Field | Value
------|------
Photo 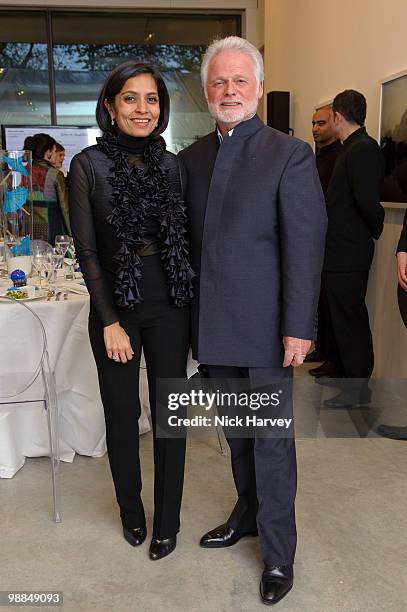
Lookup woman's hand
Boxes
[103,322,134,364]
[397,251,407,291]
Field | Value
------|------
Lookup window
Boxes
[0,10,240,152]
[0,11,50,127]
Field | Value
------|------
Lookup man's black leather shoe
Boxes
[323,390,371,409]
[304,349,325,363]
[149,536,177,560]
[200,523,258,548]
[309,361,339,378]
[260,565,293,605]
[123,526,147,547]
[377,424,407,440]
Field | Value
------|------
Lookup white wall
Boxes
[264,0,407,144]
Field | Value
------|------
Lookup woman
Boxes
[23,133,70,243]
[69,61,194,561]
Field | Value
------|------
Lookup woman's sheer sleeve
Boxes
[177,156,187,200]
[69,153,119,326]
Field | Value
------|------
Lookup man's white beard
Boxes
[207,99,258,125]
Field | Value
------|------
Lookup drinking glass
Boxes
[55,235,71,257]
[45,249,64,289]
[32,247,48,287]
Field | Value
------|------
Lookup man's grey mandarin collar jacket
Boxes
[179,114,327,368]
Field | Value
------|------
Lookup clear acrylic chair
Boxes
[188,363,229,457]
[0,296,61,522]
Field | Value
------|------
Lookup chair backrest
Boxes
[0,296,48,398]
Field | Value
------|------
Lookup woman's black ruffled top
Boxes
[69,130,194,326]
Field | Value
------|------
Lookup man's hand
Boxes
[397,251,407,291]
[104,322,134,364]
[282,336,312,367]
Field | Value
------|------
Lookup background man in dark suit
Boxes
[312,105,342,195]
[179,36,327,605]
[320,90,385,407]
[307,105,342,370]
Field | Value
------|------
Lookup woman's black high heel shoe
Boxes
[149,536,177,560]
[123,526,147,547]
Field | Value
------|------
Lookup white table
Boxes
[0,281,151,478]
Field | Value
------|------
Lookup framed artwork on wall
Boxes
[379,70,407,204]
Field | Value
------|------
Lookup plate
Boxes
[0,289,47,301]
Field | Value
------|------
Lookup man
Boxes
[307,106,342,368]
[179,36,327,605]
[321,90,385,407]
[312,105,342,195]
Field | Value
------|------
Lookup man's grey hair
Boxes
[201,36,264,95]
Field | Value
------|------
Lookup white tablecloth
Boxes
[0,283,151,478]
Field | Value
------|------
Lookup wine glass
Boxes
[45,249,64,290]
[32,247,48,288]
[0,241,7,278]
[55,235,71,257]
[50,248,64,272]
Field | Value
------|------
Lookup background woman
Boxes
[23,133,70,243]
[69,61,193,561]
[51,142,67,175]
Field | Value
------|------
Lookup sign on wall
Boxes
[1,125,101,169]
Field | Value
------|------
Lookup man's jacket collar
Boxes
[215,114,264,140]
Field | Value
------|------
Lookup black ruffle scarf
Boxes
[97,131,194,309]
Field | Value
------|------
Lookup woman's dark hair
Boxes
[96,60,170,135]
[24,133,56,160]
[332,89,366,126]
[55,142,65,152]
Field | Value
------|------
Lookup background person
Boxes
[312,105,342,194]
[51,142,66,172]
[69,61,194,561]
[307,105,342,369]
[319,90,385,407]
[24,133,70,243]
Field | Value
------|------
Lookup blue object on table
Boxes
[2,154,29,176]
[10,269,27,287]
[10,235,30,256]
[3,186,29,212]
